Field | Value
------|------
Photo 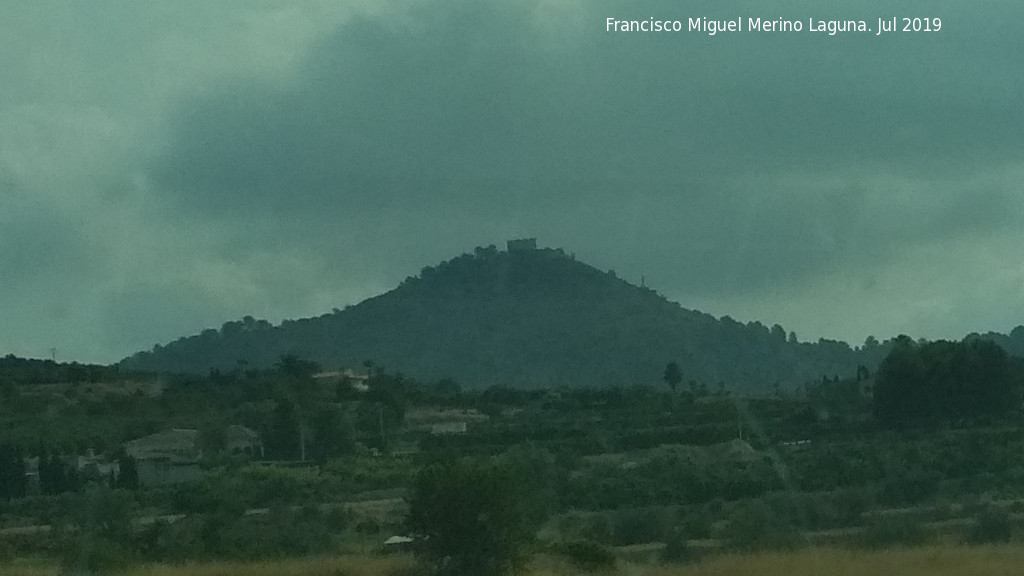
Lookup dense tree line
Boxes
[9,337,1024,568]
[873,337,1023,426]
[0,354,124,385]
[0,445,140,502]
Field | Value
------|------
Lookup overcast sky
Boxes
[2,0,1023,363]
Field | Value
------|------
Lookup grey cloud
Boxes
[152,0,1024,204]
[135,0,1024,299]
[0,194,100,294]
[5,0,1023,361]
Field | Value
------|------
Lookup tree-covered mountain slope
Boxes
[121,243,889,391]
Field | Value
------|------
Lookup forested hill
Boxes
[121,243,889,391]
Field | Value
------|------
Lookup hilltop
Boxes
[121,240,884,391]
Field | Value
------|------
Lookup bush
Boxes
[60,534,137,575]
[325,505,351,532]
[60,485,139,573]
[142,515,205,562]
[857,515,928,549]
[966,505,1015,544]
[556,511,612,544]
[661,528,694,564]
[879,469,940,506]
[407,456,542,576]
[213,506,334,560]
[610,507,670,545]
[676,500,722,540]
[355,518,382,536]
[171,477,245,516]
[723,499,803,552]
[832,488,873,526]
[136,505,337,563]
[549,540,615,571]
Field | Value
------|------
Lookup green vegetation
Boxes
[408,455,542,576]
[5,320,1024,573]
[874,337,1022,426]
[120,246,886,391]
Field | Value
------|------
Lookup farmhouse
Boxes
[124,428,200,461]
[405,407,486,436]
[225,424,264,456]
[123,429,201,487]
[313,368,370,392]
[123,425,261,486]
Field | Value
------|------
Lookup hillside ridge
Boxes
[121,241,884,390]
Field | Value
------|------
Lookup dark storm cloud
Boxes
[151,0,1024,298]
[1,0,1006,361]
[151,4,566,214]
[0,188,100,294]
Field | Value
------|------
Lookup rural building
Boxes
[123,425,261,486]
[134,457,202,487]
[225,424,264,456]
[73,450,119,481]
[507,238,537,252]
[123,429,202,487]
[124,429,200,461]
[406,407,486,436]
[313,368,370,392]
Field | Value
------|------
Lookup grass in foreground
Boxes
[10,545,1024,576]
[0,554,417,576]
[644,545,1024,576]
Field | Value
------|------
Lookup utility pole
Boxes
[379,405,386,452]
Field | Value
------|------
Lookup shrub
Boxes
[145,515,206,562]
[325,505,352,532]
[661,527,694,564]
[857,515,928,549]
[832,487,873,526]
[355,518,382,536]
[216,505,334,560]
[879,469,941,506]
[676,505,715,539]
[407,456,541,576]
[723,499,803,552]
[171,477,245,516]
[610,507,670,545]
[556,511,612,544]
[966,505,1015,544]
[60,484,139,572]
[60,534,137,575]
[137,505,337,563]
[549,540,615,571]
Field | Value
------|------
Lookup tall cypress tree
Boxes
[115,451,139,490]
[0,444,27,500]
